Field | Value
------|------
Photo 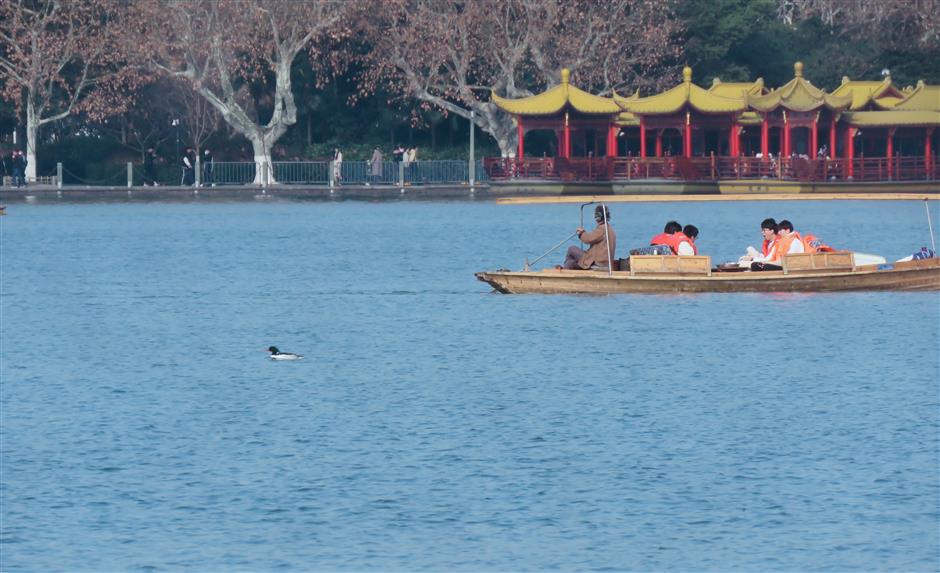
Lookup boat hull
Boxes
[476,259,940,294]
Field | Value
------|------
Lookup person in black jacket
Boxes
[144,147,158,186]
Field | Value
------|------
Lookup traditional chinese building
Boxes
[488,63,939,184]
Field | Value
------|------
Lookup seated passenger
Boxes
[559,205,617,270]
[678,225,699,255]
[750,219,804,271]
[650,221,682,248]
[739,218,777,265]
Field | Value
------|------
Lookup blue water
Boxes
[2,200,938,572]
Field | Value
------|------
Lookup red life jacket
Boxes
[650,233,672,246]
[667,232,697,255]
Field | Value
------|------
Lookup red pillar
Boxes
[784,115,791,157]
[639,118,647,159]
[607,125,617,158]
[517,117,524,159]
[886,128,895,178]
[811,120,818,158]
[926,128,934,177]
[655,130,663,158]
[684,113,692,158]
[829,119,837,159]
[846,127,856,179]
[728,123,736,157]
[761,118,769,159]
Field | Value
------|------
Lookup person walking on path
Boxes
[181,147,195,186]
[201,148,214,187]
[332,148,343,185]
[144,147,158,186]
[368,147,383,185]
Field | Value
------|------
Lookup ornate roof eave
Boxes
[618,67,746,115]
[832,76,904,110]
[842,110,940,127]
[708,77,766,98]
[888,81,940,112]
[491,68,621,117]
[745,62,851,113]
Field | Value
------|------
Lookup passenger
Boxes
[739,218,777,265]
[559,205,617,270]
[650,221,681,247]
[750,219,804,271]
[678,225,699,255]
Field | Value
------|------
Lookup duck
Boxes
[267,346,303,360]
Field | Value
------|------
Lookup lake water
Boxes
[2,199,938,572]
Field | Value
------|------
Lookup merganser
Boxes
[267,346,303,360]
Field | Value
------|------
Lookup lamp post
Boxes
[469,109,476,186]
[171,119,180,163]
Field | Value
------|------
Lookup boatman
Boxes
[559,205,617,270]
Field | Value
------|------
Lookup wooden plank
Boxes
[783,252,855,273]
[630,255,711,275]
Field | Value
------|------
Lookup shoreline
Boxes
[1,183,937,204]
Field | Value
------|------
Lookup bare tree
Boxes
[778,0,940,49]
[129,0,347,183]
[0,0,133,180]
[357,0,683,155]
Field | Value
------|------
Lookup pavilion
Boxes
[487,63,939,184]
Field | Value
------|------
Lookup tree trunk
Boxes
[250,135,276,185]
[25,99,38,181]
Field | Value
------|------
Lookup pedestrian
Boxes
[143,147,158,186]
[332,148,343,185]
[13,150,27,188]
[181,147,191,185]
[202,148,213,187]
[368,147,383,185]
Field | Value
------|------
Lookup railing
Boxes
[56,160,489,186]
[484,155,939,183]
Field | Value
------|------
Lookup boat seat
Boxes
[629,255,712,276]
[782,252,854,274]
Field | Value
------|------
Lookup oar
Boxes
[925,197,937,253]
[524,231,579,271]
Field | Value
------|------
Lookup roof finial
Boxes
[560,68,570,85]
[794,61,804,78]
[683,66,692,83]
[712,77,721,86]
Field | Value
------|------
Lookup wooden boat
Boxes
[476,253,940,293]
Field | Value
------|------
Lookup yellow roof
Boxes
[842,110,940,127]
[737,111,764,126]
[708,78,765,98]
[746,62,852,113]
[491,68,621,116]
[831,76,905,110]
[889,81,940,111]
[614,111,640,127]
[617,67,746,115]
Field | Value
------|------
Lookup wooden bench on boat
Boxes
[629,255,712,276]
[781,252,854,274]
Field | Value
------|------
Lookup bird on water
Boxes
[267,346,303,360]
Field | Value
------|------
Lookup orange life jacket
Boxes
[668,232,697,255]
[802,233,833,253]
[761,237,777,257]
[650,233,672,246]
[772,231,802,261]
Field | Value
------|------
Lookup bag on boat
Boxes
[913,247,937,260]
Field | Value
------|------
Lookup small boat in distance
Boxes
[476,253,940,294]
